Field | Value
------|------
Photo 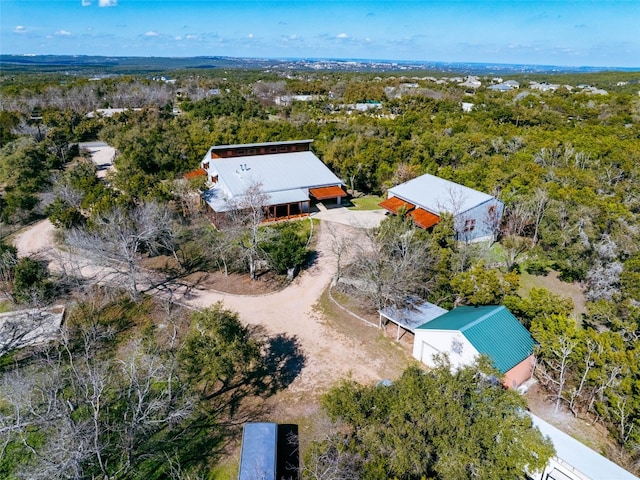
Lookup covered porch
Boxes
[309,185,348,206]
[379,196,441,230]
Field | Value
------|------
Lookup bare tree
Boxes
[0,246,18,302]
[530,187,549,246]
[0,303,195,479]
[325,222,353,283]
[227,182,272,280]
[341,215,434,310]
[65,202,177,296]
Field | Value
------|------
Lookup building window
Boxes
[279,146,287,152]
[202,162,209,170]
[248,148,256,154]
[463,219,476,232]
[268,147,277,153]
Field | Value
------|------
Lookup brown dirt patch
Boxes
[142,255,287,296]
[181,270,286,296]
[525,382,620,455]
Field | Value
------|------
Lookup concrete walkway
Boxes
[311,204,386,229]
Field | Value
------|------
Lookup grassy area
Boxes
[348,195,384,211]
[0,300,13,313]
[208,461,238,480]
[519,270,587,319]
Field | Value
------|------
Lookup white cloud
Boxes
[14,25,28,34]
[336,33,349,39]
[145,31,159,37]
[247,33,254,39]
[98,0,118,7]
[289,34,298,40]
[82,0,91,6]
[55,30,72,36]
[186,34,199,40]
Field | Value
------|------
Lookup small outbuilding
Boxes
[412,305,535,388]
[529,413,639,480]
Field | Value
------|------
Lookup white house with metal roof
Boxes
[412,305,535,388]
[380,173,503,242]
[199,140,346,224]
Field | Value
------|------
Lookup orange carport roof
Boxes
[410,208,441,229]
[379,196,415,214]
[309,185,347,200]
[183,168,207,180]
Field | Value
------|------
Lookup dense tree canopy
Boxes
[2,67,640,473]
[309,362,555,480]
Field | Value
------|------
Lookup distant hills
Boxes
[1,54,638,76]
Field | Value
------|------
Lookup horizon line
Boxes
[1,53,638,72]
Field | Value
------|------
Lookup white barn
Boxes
[198,140,346,225]
[380,173,503,242]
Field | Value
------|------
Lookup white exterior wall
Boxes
[455,198,504,243]
[413,330,479,370]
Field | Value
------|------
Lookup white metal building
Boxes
[380,173,503,241]
[200,140,346,224]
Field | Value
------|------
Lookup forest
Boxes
[0,65,640,478]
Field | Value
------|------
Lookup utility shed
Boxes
[0,305,65,355]
[413,305,535,388]
[379,299,448,340]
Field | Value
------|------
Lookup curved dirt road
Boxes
[14,214,410,407]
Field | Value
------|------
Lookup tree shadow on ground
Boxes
[169,328,306,475]
[257,331,306,395]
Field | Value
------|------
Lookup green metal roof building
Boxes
[413,305,536,388]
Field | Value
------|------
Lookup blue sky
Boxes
[1,1,639,68]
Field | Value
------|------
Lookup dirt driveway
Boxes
[14,210,411,415]
[79,141,116,179]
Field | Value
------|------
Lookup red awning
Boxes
[379,196,415,214]
[183,168,207,180]
[409,208,441,229]
[309,185,347,200]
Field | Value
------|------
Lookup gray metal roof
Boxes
[210,151,343,198]
[529,413,639,480]
[210,139,313,151]
[202,183,232,212]
[379,299,448,333]
[388,173,495,216]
